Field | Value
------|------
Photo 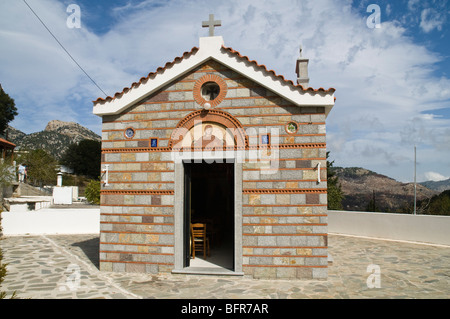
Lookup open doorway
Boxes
[183,160,234,271]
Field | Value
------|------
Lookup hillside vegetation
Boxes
[8,120,100,160]
[331,167,445,213]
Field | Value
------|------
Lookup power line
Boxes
[22,0,107,97]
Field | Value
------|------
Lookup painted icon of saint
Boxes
[192,124,224,148]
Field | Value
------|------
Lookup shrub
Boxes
[0,211,17,299]
[84,179,100,205]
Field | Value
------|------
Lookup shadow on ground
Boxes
[72,237,100,269]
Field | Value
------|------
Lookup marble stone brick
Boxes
[275,194,290,205]
[320,194,328,205]
[105,153,121,162]
[306,236,321,246]
[275,236,291,246]
[312,267,328,279]
[136,153,149,162]
[242,235,257,246]
[296,267,313,279]
[306,193,320,204]
[260,194,275,205]
[290,194,306,205]
[232,98,254,107]
[132,173,148,182]
[112,263,125,272]
[236,88,250,97]
[249,256,273,265]
[258,236,276,246]
[291,236,308,246]
[250,87,266,97]
[161,195,174,205]
[302,148,319,158]
[100,262,113,272]
[168,91,185,101]
[272,225,296,234]
[253,267,277,279]
[125,263,146,273]
[280,169,301,180]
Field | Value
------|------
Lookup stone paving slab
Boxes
[1,234,449,299]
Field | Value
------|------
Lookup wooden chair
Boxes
[191,223,210,259]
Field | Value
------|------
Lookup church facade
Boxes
[93,34,335,280]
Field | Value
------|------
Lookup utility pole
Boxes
[414,145,417,215]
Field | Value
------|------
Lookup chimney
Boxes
[296,45,309,88]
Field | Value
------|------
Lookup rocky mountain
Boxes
[7,120,101,160]
[331,167,439,212]
[419,178,450,193]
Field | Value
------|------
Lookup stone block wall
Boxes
[98,60,328,279]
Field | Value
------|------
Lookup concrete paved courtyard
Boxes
[1,233,449,299]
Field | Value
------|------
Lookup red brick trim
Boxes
[100,142,326,153]
[193,74,228,107]
[101,213,173,217]
[243,223,326,226]
[243,233,327,236]
[101,204,173,207]
[100,241,174,247]
[243,215,327,218]
[99,260,174,266]
[102,147,172,153]
[100,221,173,226]
[101,190,174,195]
[242,204,327,207]
[101,230,174,235]
[243,254,328,258]
[243,265,327,268]
[100,250,175,262]
[242,189,326,194]
[243,245,326,248]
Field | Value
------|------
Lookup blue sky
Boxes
[1,0,449,183]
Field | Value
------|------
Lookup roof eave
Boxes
[93,36,335,117]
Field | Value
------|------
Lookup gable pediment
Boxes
[93,36,335,117]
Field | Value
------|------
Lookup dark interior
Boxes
[184,160,234,269]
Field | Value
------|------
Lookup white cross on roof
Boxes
[202,14,221,36]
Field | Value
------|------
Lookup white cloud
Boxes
[424,171,449,182]
[420,8,446,33]
[407,0,420,11]
[1,0,449,182]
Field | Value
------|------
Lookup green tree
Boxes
[0,236,9,299]
[365,190,381,212]
[0,161,15,187]
[418,190,450,216]
[1,212,17,299]
[85,179,100,205]
[327,152,344,210]
[0,85,18,135]
[61,139,101,179]
[22,149,57,186]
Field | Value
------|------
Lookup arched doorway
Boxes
[171,110,245,275]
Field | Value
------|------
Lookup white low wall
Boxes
[328,210,450,246]
[1,208,100,236]
[2,208,448,245]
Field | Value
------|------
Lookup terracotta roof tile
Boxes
[0,138,16,148]
[93,43,335,106]
[221,46,335,94]
[93,47,199,104]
